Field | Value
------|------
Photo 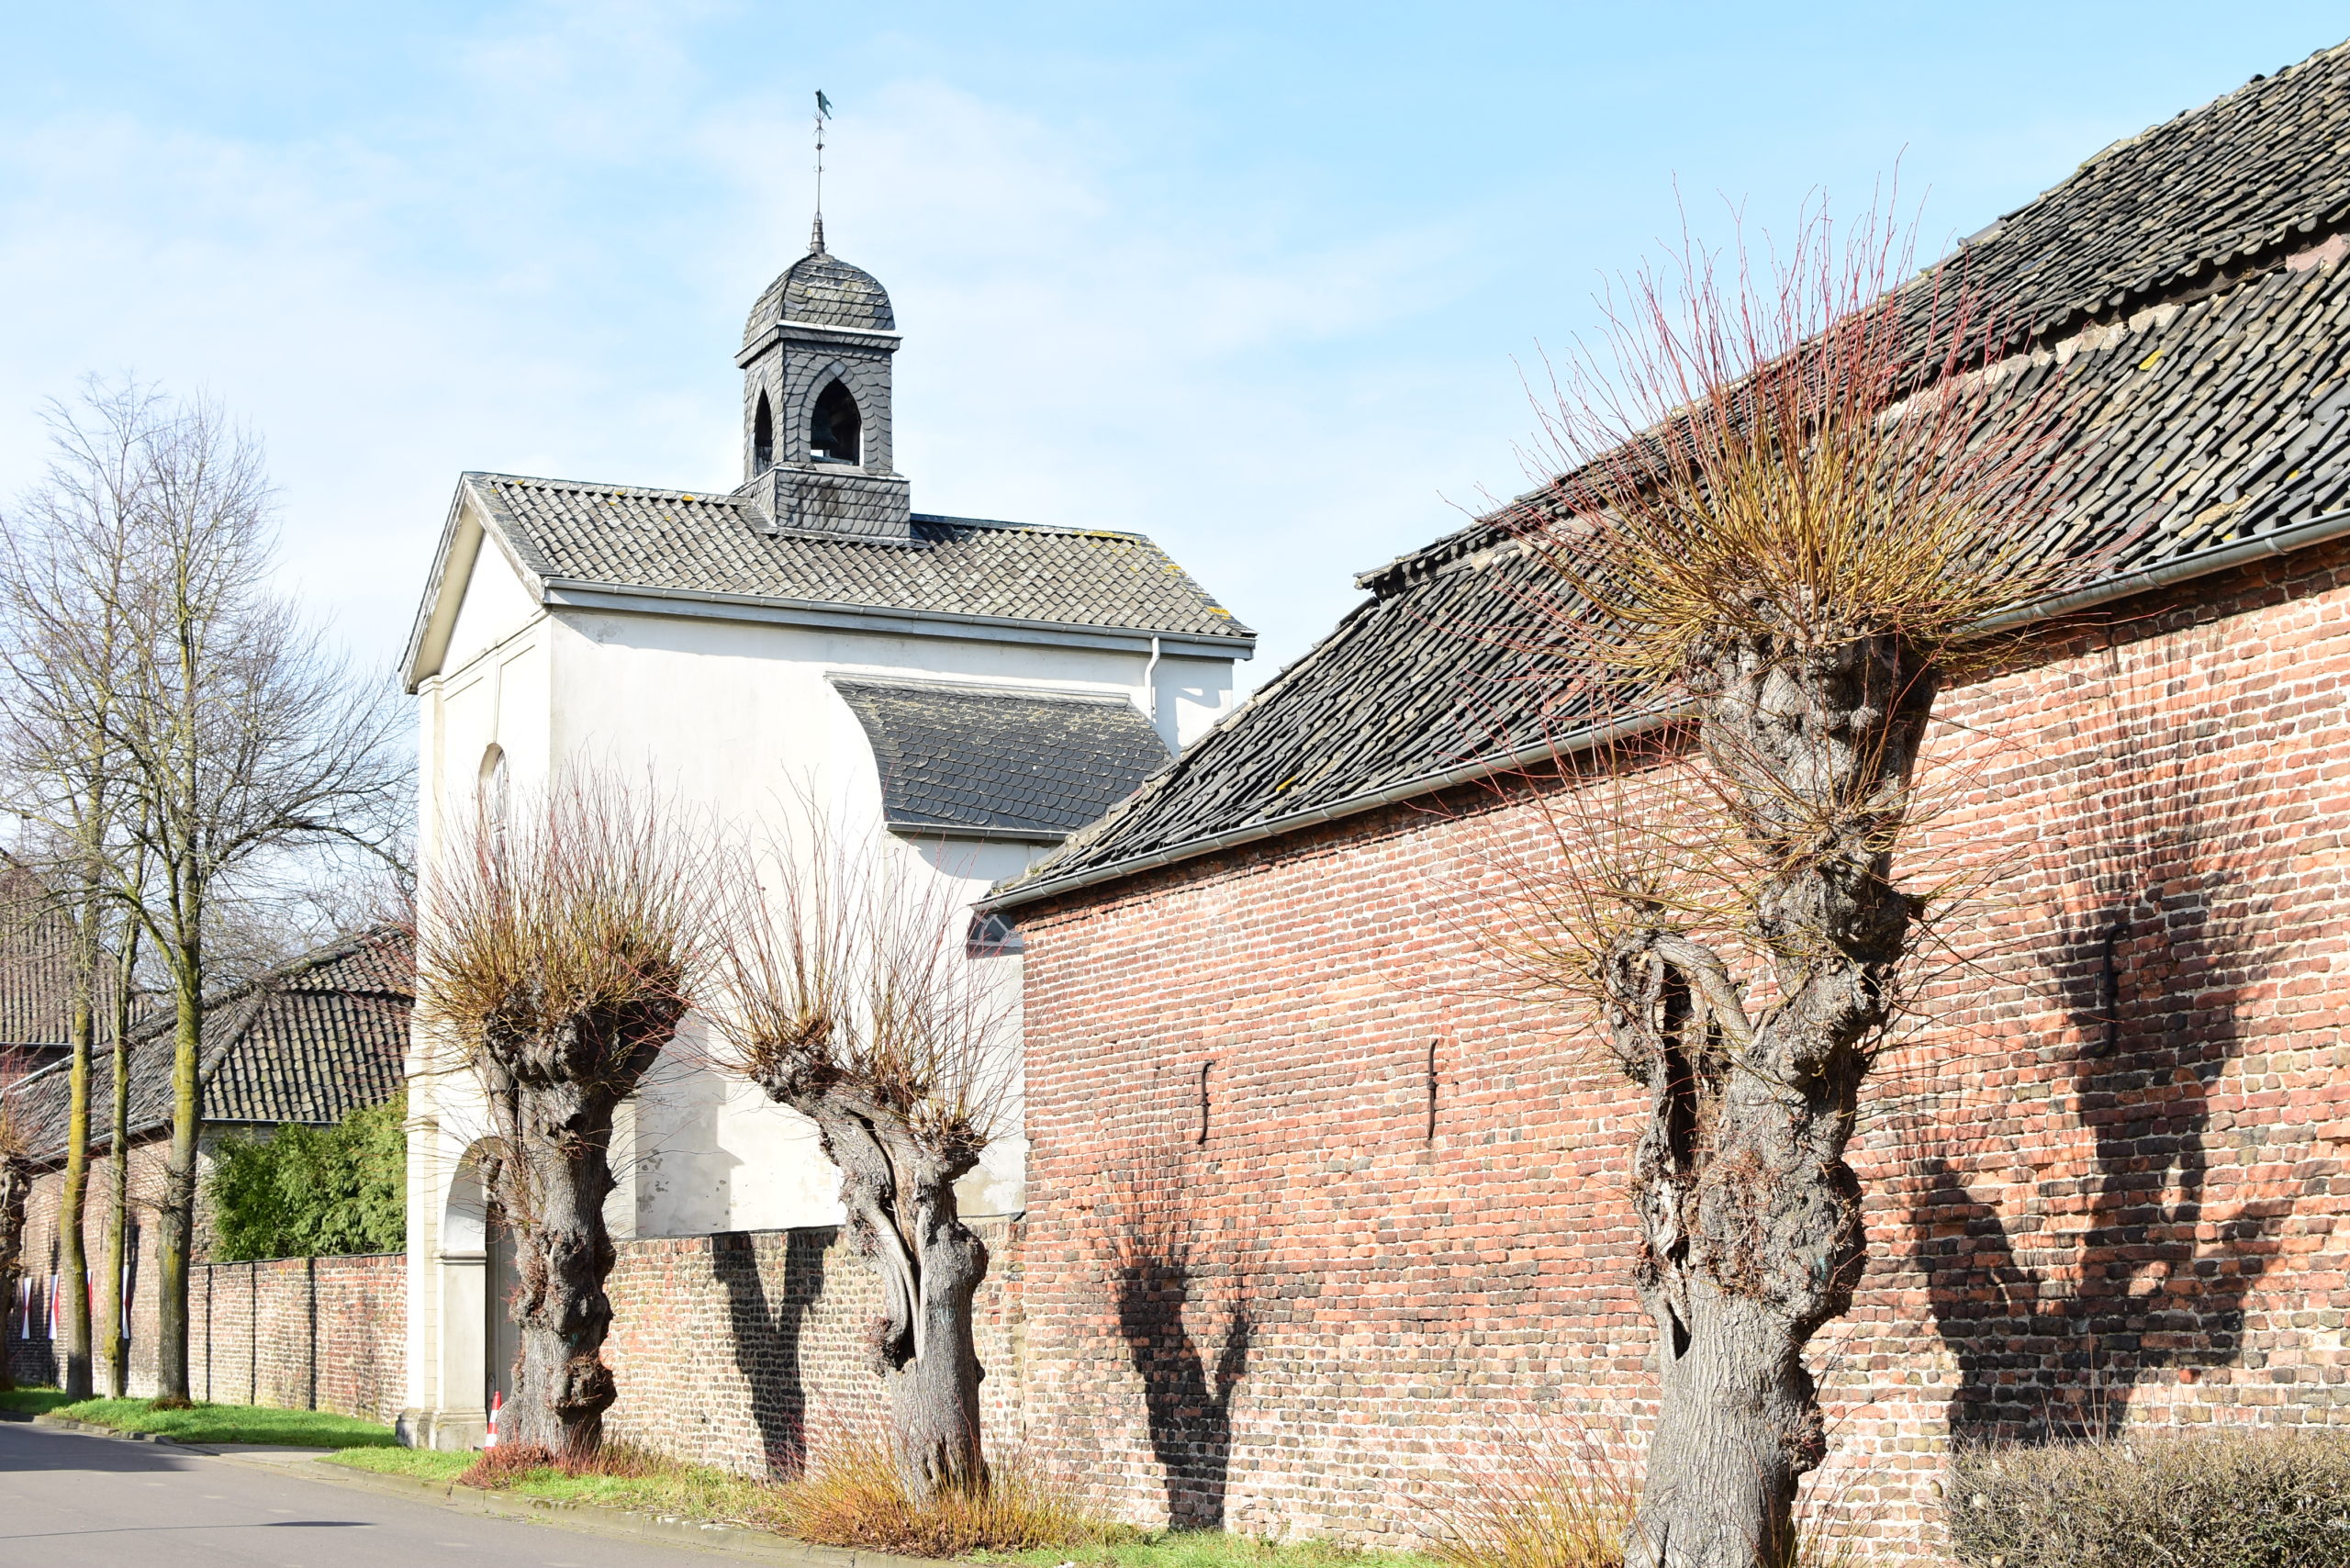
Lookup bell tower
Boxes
[733,218,912,542]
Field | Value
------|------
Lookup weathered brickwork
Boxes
[6,1150,1025,1470]
[599,1220,1024,1474]
[1013,548,2350,1554]
[5,1149,407,1422]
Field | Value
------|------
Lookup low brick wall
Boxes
[600,1220,1024,1474]
[5,1151,401,1419]
[186,1254,407,1421]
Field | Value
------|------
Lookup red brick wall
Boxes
[599,1220,1024,1475]
[1013,546,2350,1554]
[5,1149,406,1423]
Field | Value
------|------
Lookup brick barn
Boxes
[2,927,412,1406]
[983,45,2350,1554]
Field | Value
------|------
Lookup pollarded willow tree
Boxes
[418,778,711,1463]
[706,822,1013,1501]
[1493,212,2078,1568]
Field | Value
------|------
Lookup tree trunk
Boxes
[101,943,137,1397]
[1618,625,1933,1568]
[0,1152,29,1393]
[59,987,94,1400]
[480,998,681,1463]
[155,954,203,1405]
[777,1081,989,1500]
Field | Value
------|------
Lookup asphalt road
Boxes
[0,1418,731,1568]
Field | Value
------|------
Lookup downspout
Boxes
[1144,635,1163,729]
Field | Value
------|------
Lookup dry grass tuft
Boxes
[1427,1418,1638,1568]
[1947,1427,2350,1568]
[771,1439,1128,1556]
[457,1440,562,1488]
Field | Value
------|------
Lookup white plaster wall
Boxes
[404,520,1240,1432]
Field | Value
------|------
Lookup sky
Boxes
[5,2,2347,691]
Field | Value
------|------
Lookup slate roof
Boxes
[833,678,1170,840]
[464,474,1251,644]
[992,40,2350,909]
[744,249,897,342]
[0,928,413,1167]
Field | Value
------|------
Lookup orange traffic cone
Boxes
[486,1391,502,1450]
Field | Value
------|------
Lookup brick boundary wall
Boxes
[599,1219,1024,1474]
[1012,546,2350,1557]
[6,1188,1028,1475]
[5,1226,405,1424]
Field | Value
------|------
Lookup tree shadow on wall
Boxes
[714,1226,828,1475]
[1906,629,2323,1441]
[1102,1161,1253,1529]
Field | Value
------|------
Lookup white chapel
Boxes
[394,221,1254,1448]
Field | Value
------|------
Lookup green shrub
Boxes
[1947,1427,2350,1568]
[207,1091,405,1260]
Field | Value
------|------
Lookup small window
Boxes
[752,391,774,474]
[810,379,861,465]
[966,912,1024,958]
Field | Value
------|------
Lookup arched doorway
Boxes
[440,1145,520,1437]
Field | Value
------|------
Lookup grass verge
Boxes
[0,1387,78,1417]
[47,1395,400,1447]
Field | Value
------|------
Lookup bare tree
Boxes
[418,777,709,1462]
[1481,208,2078,1568]
[1,380,408,1404]
[0,388,156,1399]
[707,818,1013,1501]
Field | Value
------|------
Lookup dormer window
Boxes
[752,391,775,474]
[811,380,861,465]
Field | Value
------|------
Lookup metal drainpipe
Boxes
[1144,635,1163,727]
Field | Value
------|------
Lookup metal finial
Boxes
[811,89,833,254]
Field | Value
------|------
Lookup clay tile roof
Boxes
[833,678,1171,840]
[466,475,1252,644]
[993,41,2350,909]
[0,928,414,1167]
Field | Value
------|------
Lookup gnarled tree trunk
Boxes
[756,1071,988,1499]
[479,995,683,1463]
[1616,624,1934,1568]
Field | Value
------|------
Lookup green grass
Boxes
[328,1447,472,1483]
[325,1445,776,1518]
[49,1396,400,1448]
[982,1536,1447,1568]
[0,1387,79,1417]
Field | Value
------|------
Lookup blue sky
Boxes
[5,2,2346,686]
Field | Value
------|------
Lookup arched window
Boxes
[810,379,861,465]
[752,391,775,474]
[478,744,509,834]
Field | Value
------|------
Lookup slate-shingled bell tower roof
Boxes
[734,225,912,542]
[743,248,896,342]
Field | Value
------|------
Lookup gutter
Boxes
[538,577,1256,658]
[986,507,2350,914]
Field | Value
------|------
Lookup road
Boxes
[0,1418,734,1567]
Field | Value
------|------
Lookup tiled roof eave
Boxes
[540,575,1258,653]
[986,501,2350,914]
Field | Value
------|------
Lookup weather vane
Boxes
[811,89,833,254]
